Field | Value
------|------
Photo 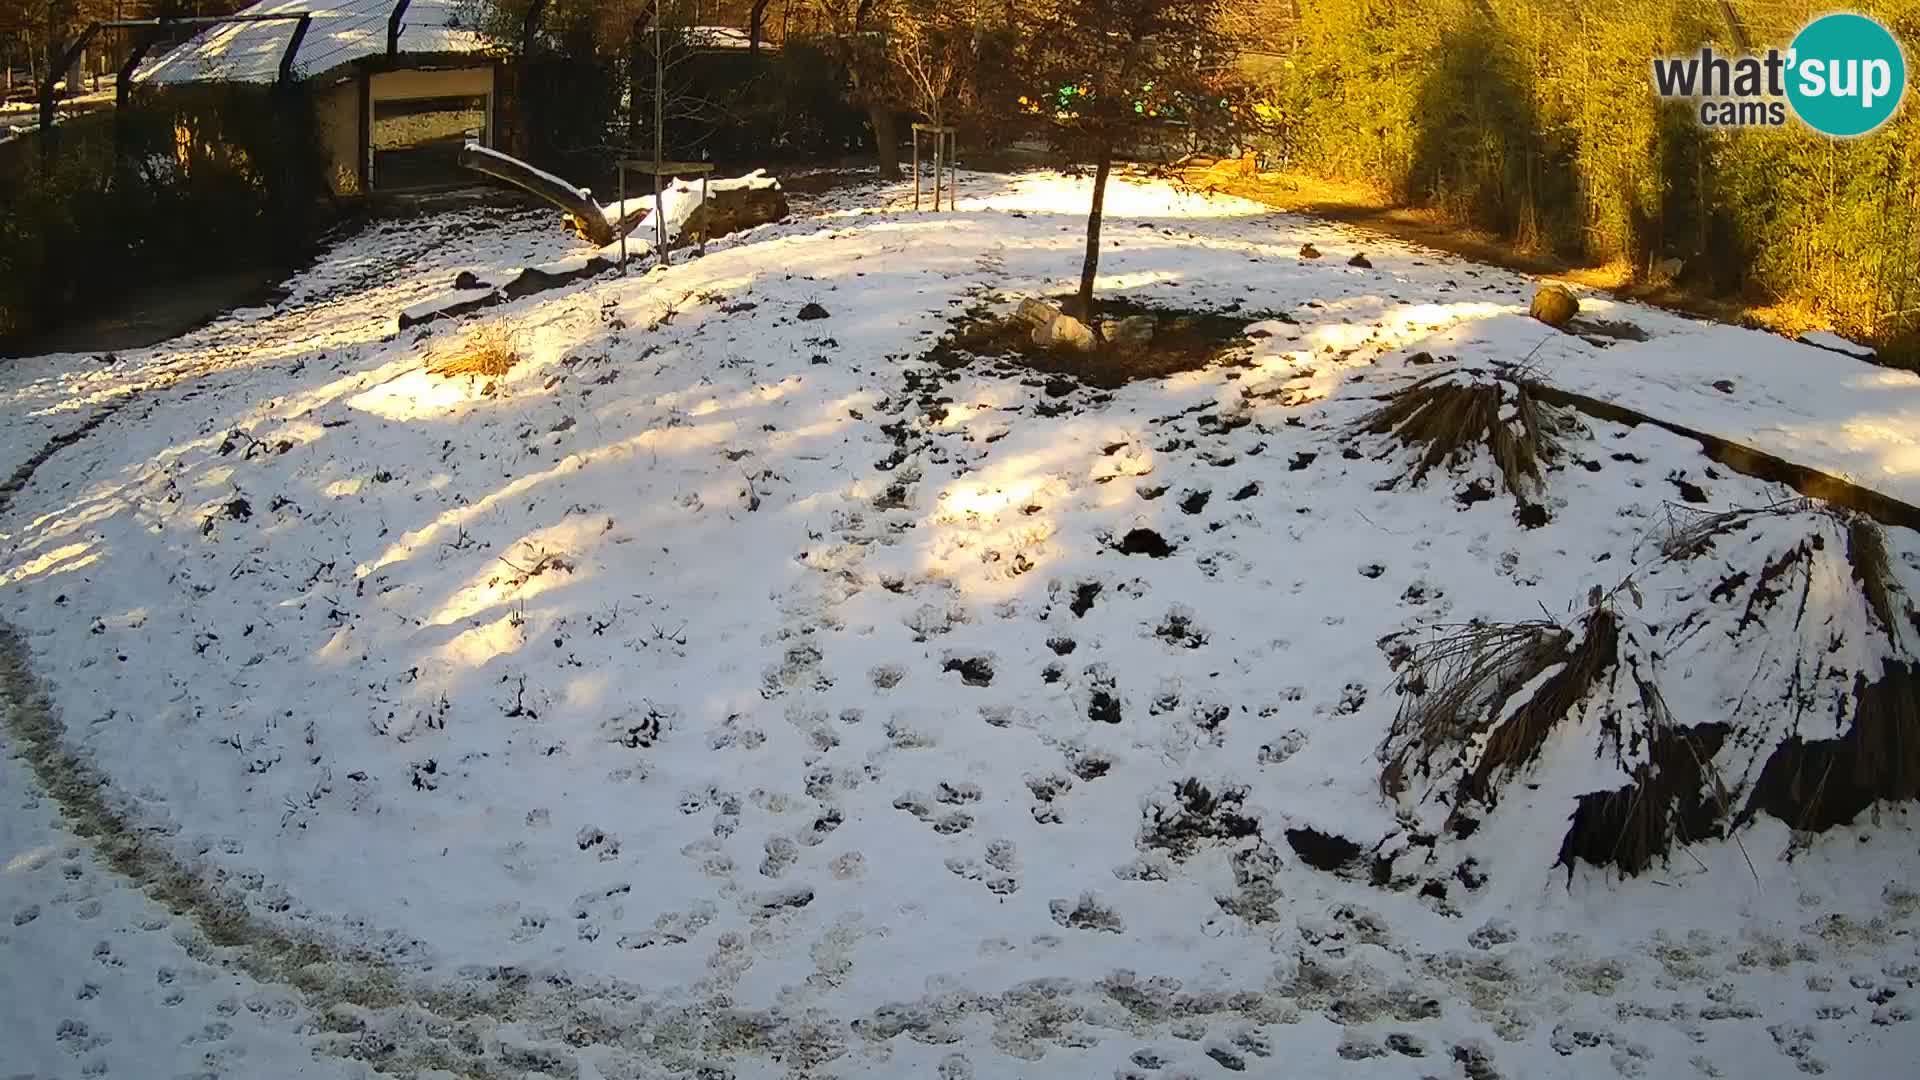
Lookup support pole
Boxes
[912,129,921,210]
[116,32,158,110]
[932,125,942,211]
[388,0,413,56]
[278,14,312,85]
[618,162,628,271]
[654,170,666,267]
[39,24,100,135]
[652,6,666,268]
[698,173,708,256]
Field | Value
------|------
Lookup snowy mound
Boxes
[2,171,1917,1079]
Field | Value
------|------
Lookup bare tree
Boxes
[886,1,971,132]
[1019,0,1247,317]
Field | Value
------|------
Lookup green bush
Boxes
[0,83,328,344]
[1276,0,1920,357]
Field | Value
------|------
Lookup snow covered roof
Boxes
[135,0,486,86]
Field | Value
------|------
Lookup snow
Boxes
[135,0,481,86]
[2,169,1918,1078]
[467,141,595,204]
[600,169,782,253]
[1800,329,1877,359]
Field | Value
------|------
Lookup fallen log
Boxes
[458,142,615,247]
[604,171,791,253]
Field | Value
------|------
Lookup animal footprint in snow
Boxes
[1331,683,1367,715]
[941,653,995,686]
[510,913,548,943]
[869,664,907,690]
[936,781,982,804]
[1258,729,1308,766]
[576,826,621,860]
[1084,665,1122,724]
[884,715,936,749]
[1049,892,1124,933]
[762,836,799,877]
[932,812,974,834]
[1025,772,1074,824]
[1068,750,1114,780]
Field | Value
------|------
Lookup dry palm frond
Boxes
[1655,497,1816,560]
[429,323,520,379]
[1745,661,1920,832]
[1846,517,1906,646]
[1557,721,1732,878]
[1381,617,1572,793]
[1357,371,1566,498]
[1465,608,1621,800]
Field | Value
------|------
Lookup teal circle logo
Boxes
[1787,13,1907,137]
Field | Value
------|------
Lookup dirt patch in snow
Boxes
[922,300,1255,390]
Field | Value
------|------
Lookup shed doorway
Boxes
[371,93,488,190]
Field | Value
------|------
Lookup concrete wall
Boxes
[313,76,362,197]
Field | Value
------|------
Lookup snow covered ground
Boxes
[2,170,1918,1079]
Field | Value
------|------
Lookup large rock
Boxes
[1016,297,1064,328]
[1102,314,1156,350]
[1037,313,1097,353]
[1530,284,1580,328]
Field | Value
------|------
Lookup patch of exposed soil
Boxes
[922,300,1257,390]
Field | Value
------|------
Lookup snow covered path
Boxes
[3,171,1918,1079]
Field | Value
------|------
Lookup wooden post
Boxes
[654,169,667,267]
[912,129,921,210]
[932,124,942,211]
[698,173,709,256]
[618,162,628,271]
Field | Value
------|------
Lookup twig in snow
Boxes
[743,469,762,512]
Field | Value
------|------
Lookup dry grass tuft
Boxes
[1655,497,1815,560]
[429,323,521,379]
[1358,371,1566,499]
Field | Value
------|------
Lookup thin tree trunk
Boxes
[1076,144,1113,321]
[869,104,899,178]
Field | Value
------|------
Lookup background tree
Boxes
[885,0,967,133]
[1019,0,1246,318]
[811,0,902,177]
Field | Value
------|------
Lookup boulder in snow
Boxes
[1036,313,1097,353]
[1529,284,1579,328]
[1102,314,1156,350]
[1016,297,1063,328]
